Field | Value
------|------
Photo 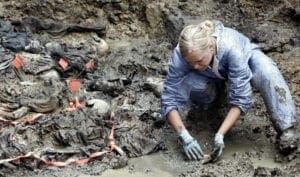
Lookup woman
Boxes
[161,20,297,161]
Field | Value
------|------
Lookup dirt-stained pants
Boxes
[249,50,297,131]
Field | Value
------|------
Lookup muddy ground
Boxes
[0,0,299,177]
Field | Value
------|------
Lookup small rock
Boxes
[96,38,109,57]
[254,166,271,177]
[113,2,128,11]
[270,168,282,176]
[143,77,164,97]
[108,13,119,24]
[40,70,60,81]
[86,99,110,114]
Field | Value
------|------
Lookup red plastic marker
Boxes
[68,79,80,92]
[11,54,24,69]
[85,59,95,69]
[58,58,68,69]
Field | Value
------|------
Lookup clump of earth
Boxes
[0,0,299,177]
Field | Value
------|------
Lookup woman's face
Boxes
[184,45,214,71]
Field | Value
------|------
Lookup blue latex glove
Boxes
[214,133,224,145]
[210,133,225,162]
[178,130,203,160]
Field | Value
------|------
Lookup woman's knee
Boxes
[250,52,281,81]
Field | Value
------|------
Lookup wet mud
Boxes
[0,0,299,177]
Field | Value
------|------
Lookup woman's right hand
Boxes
[178,129,204,160]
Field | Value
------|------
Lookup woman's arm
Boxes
[167,109,186,132]
[207,105,241,163]
[217,105,241,135]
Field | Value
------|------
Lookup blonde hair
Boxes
[179,20,216,58]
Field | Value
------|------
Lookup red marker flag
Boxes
[85,59,95,69]
[12,54,24,69]
[68,79,80,92]
[58,58,68,69]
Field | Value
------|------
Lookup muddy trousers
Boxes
[249,50,297,131]
[189,50,297,132]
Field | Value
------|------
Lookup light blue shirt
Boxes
[161,21,260,118]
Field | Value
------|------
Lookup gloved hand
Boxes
[210,133,225,162]
[178,130,203,160]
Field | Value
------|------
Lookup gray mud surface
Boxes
[0,0,299,177]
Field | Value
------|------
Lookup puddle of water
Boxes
[78,134,284,177]
[99,168,173,177]
[79,153,178,177]
[222,138,282,169]
[222,139,255,159]
[250,158,282,169]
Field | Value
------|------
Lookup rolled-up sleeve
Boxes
[161,46,191,119]
[227,43,253,114]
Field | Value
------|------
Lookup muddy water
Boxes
[224,139,282,168]
[80,135,282,177]
[251,158,282,169]
[79,153,179,177]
